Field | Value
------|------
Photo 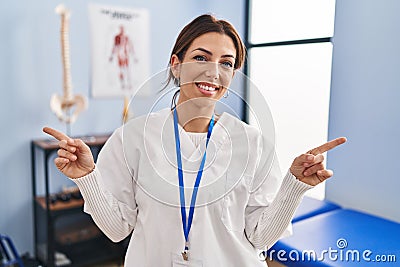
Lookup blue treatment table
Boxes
[292,197,341,223]
[269,209,400,266]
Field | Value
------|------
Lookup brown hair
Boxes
[166,14,246,87]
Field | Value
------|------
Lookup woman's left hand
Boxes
[290,137,347,186]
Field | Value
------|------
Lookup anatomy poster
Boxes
[89,4,150,97]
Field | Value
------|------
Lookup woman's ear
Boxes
[170,54,181,79]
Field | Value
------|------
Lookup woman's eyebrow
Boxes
[192,47,212,55]
[192,47,235,59]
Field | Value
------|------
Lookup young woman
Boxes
[44,14,346,267]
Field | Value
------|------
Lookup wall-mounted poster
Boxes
[89,4,150,97]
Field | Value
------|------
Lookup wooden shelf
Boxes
[55,218,101,245]
[35,196,83,211]
[31,133,125,267]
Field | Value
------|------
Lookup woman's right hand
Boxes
[43,127,95,179]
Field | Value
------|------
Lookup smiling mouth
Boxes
[195,82,221,95]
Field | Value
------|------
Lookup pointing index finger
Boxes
[43,127,71,142]
[308,137,347,155]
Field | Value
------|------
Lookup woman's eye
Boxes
[194,55,207,62]
[221,61,233,68]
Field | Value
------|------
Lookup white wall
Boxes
[0,0,245,255]
[326,0,400,223]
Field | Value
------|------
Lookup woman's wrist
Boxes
[70,165,96,179]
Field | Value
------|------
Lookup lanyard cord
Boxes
[173,108,214,252]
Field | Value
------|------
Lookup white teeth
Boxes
[198,84,217,91]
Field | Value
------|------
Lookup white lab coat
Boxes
[77,107,309,267]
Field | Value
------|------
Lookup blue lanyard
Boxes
[173,108,214,259]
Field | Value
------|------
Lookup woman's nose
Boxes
[205,62,219,80]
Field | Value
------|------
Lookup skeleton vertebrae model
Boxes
[51,4,87,124]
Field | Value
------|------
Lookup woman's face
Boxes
[171,32,236,106]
